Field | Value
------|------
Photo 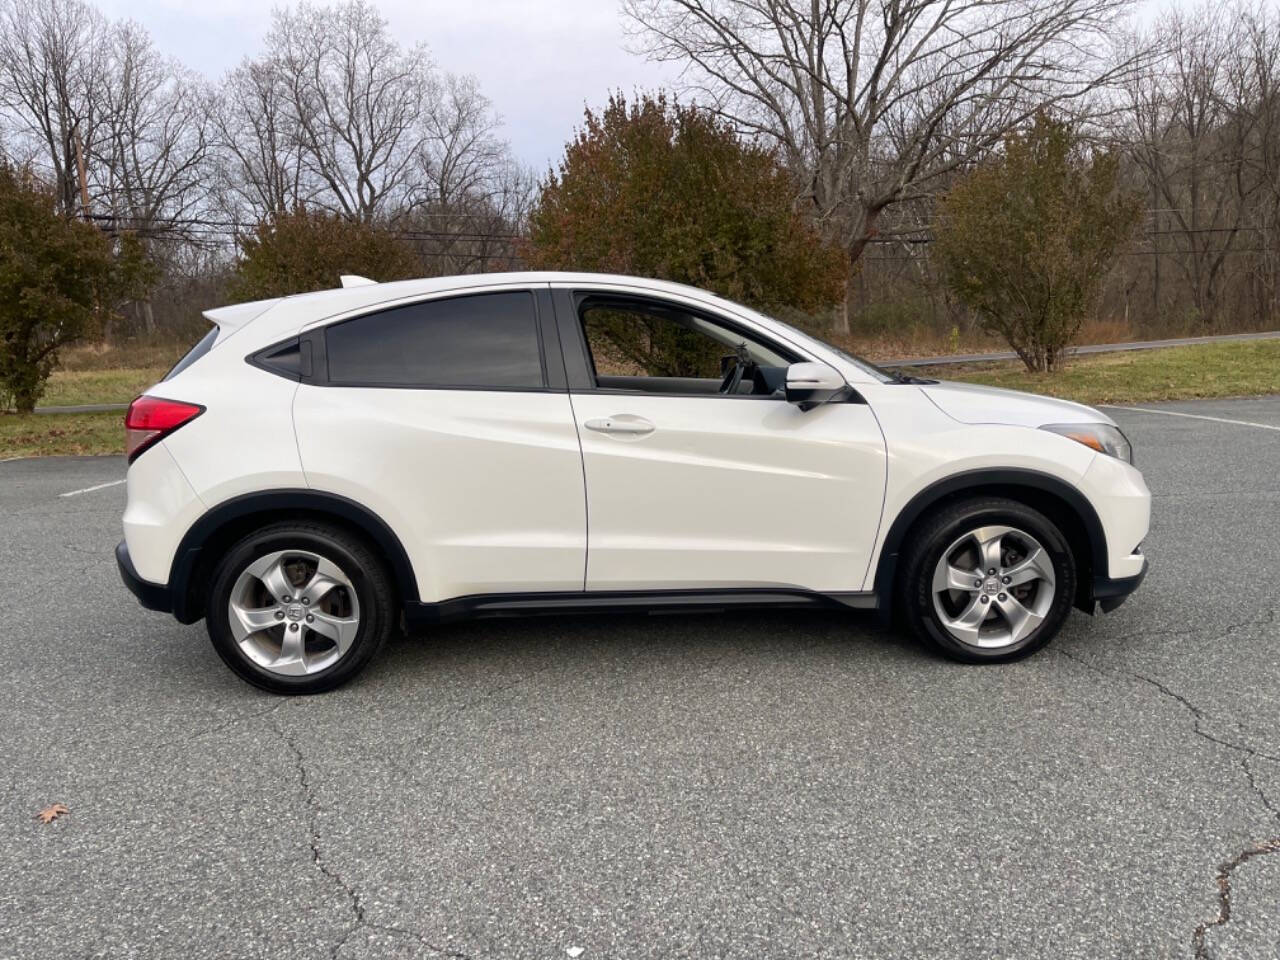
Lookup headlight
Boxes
[1040,422,1133,464]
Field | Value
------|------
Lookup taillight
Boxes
[125,396,205,463]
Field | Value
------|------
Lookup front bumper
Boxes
[116,540,173,614]
[1092,557,1148,613]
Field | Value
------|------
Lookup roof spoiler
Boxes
[202,297,283,338]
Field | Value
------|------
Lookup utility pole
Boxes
[1151,182,1160,323]
[72,125,91,218]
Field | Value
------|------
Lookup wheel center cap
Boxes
[286,603,305,621]
[983,576,1001,596]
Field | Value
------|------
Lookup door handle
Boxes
[584,415,655,436]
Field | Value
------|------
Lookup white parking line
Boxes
[1106,405,1280,432]
[59,478,126,498]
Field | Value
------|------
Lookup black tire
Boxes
[206,521,396,694]
[897,496,1076,663]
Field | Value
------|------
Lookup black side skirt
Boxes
[404,588,878,627]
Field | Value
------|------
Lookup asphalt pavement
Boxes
[1,396,1278,960]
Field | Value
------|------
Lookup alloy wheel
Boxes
[227,549,361,676]
[930,524,1056,649]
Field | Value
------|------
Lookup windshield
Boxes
[748,308,897,383]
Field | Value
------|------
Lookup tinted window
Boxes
[325,292,544,388]
[250,337,311,380]
[580,300,791,379]
[164,326,218,381]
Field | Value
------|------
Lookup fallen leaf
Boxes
[36,803,69,824]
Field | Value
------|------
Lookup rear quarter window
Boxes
[163,326,219,381]
[323,291,544,389]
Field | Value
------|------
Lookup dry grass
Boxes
[924,340,1280,405]
[825,317,1144,363]
[56,340,188,373]
[2,341,185,411]
[32,368,169,408]
[0,412,123,458]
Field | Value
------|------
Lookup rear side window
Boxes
[324,291,544,389]
[163,326,218,381]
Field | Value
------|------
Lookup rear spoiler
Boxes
[202,297,283,342]
[202,277,372,342]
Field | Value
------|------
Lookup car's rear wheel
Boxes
[206,522,395,693]
[899,497,1076,663]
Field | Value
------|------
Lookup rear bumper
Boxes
[116,540,173,614]
[1092,557,1148,613]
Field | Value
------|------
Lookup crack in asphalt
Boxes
[1125,671,1280,767]
[1191,835,1280,960]
[1097,608,1277,654]
[1242,757,1280,821]
[184,698,290,743]
[269,716,473,960]
[387,659,565,778]
[1053,648,1280,766]
[1054,648,1280,959]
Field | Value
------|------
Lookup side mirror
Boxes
[785,362,849,411]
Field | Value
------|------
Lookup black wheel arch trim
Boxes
[1093,560,1148,613]
[165,489,419,623]
[116,540,173,614]
[872,468,1110,613]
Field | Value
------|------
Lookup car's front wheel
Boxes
[899,497,1076,663]
[206,522,395,693]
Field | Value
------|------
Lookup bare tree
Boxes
[1231,5,1280,326]
[415,73,508,210]
[0,0,110,214]
[213,2,524,276]
[624,0,1145,330]
[399,73,530,272]
[213,56,307,221]
[96,23,213,235]
[1124,5,1268,328]
[92,22,214,332]
[269,0,429,222]
[402,157,534,275]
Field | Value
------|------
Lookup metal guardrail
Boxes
[885,330,1280,368]
[34,403,130,414]
[19,329,1280,414]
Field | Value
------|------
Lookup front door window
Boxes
[578,297,792,396]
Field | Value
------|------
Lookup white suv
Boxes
[117,272,1149,693]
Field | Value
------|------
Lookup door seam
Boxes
[563,388,590,591]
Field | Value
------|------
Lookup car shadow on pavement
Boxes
[365,608,918,688]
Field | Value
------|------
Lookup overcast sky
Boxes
[93,0,679,173]
[95,0,1171,173]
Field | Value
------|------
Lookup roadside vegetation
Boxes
[0,411,121,459]
[1,343,178,411]
[0,162,153,412]
[933,113,1142,372]
[915,340,1280,406]
[33,368,170,407]
[524,92,845,312]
